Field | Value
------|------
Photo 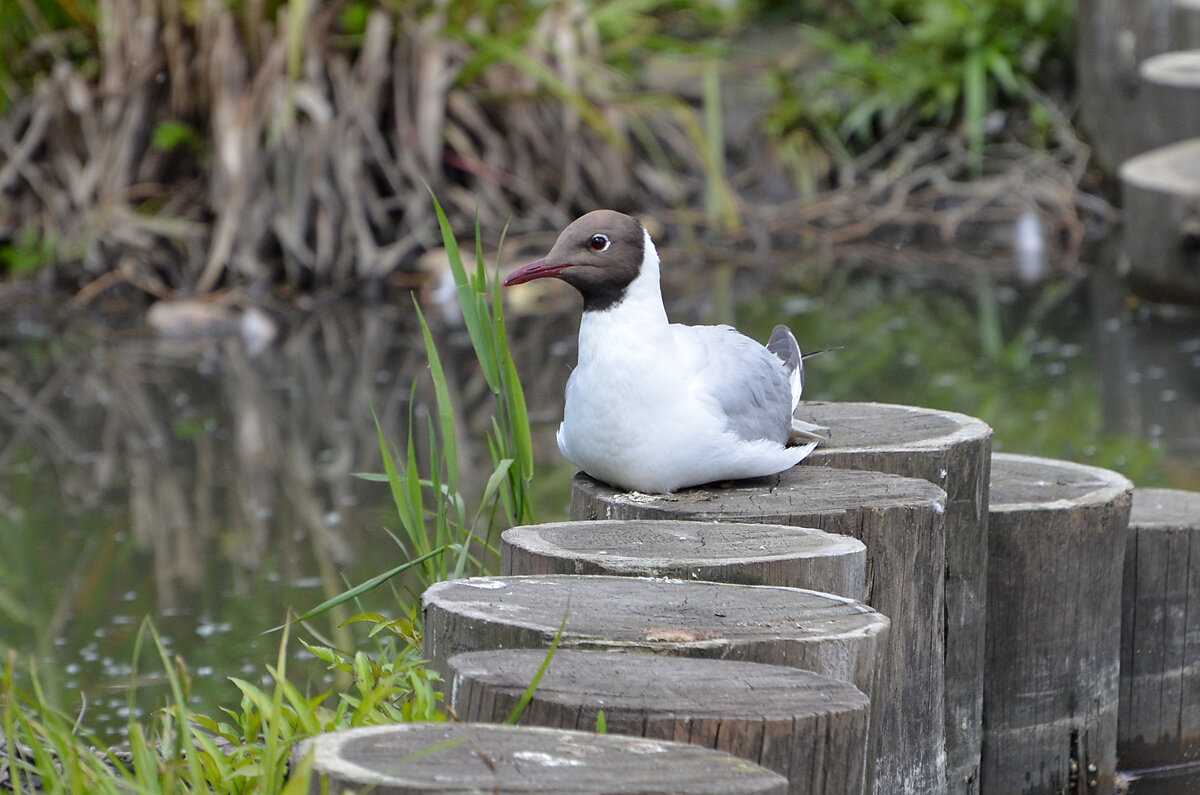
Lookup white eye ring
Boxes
[588,234,611,252]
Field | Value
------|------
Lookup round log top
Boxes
[448,649,870,718]
[571,466,946,521]
[422,575,886,645]
[503,520,866,565]
[1130,487,1200,526]
[989,453,1133,511]
[296,722,788,794]
[1119,138,1200,194]
[794,401,992,451]
[1140,50,1200,86]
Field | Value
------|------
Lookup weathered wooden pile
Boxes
[297,401,1200,794]
[1078,1,1200,306]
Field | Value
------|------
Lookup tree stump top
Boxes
[1119,138,1200,195]
[571,466,946,524]
[1130,487,1200,527]
[1140,50,1200,87]
[795,401,991,452]
[989,453,1133,512]
[423,574,886,648]
[503,520,865,568]
[449,648,869,720]
[297,722,788,794]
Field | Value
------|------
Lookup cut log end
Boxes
[795,401,991,454]
[422,574,889,700]
[989,452,1133,510]
[501,519,867,600]
[296,722,789,794]
[447,649,870,793]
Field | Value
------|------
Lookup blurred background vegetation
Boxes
[0,0,1087,294]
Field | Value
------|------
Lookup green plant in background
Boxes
[769,0,1073,176]
[151,120,206,155]
[0,226,60,276]
[0,0,98,113]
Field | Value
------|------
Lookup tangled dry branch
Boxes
[0,0,1109,298]
[0,0,716,296]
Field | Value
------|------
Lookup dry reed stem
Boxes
[0,1,1104,295]
[0,0,672,294]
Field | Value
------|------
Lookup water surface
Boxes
[0,245,1197,770]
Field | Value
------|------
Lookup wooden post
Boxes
[422,574,888,699]
[793,401,992,795]
[1118,488,1200,769]
[571,465,947,795]
[448,649,870,794]
[1140,51,1200,148]
[502,519,867,600]
[983,453,1132,794]
[1076,0,1175,172]
[1119,138,1200,307]
[295,723,788,794]
[1174,0,1200,49]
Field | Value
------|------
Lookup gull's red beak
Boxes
[503,257,569,287]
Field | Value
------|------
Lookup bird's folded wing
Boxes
[673,324,794,445]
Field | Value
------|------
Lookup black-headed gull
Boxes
[504,210,820,493]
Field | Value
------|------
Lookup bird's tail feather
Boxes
[766,324,804,411]
[790,417,827,444]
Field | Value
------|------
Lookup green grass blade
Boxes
[414,297,459,498]
[280,747,316,795]
[975,273,1003,362]
[427,185,499,391]
[373,409,423,554]
[492,286,534,485]
[261,623,291,794]
[504,600,569,724]
[964,47,986,177]
[269,546,449,630]
[472,458,514,531]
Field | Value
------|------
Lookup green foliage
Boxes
[298,611,443,725]
[769,0,1073,176]
[151,120,206,154]
[0,226,59,276]
[0,615,435,792]
[1,621,317,794]
[0,0,98,112]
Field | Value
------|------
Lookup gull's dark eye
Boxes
[588,234,611,252]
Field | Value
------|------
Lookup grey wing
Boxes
[679,325,794,444]
[766,324,803,409]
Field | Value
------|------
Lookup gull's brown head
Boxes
[503,210,646,311]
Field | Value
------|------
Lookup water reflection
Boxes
[0,248,1197,746]
[0,300,578,737]
[1092,238,1200,459]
